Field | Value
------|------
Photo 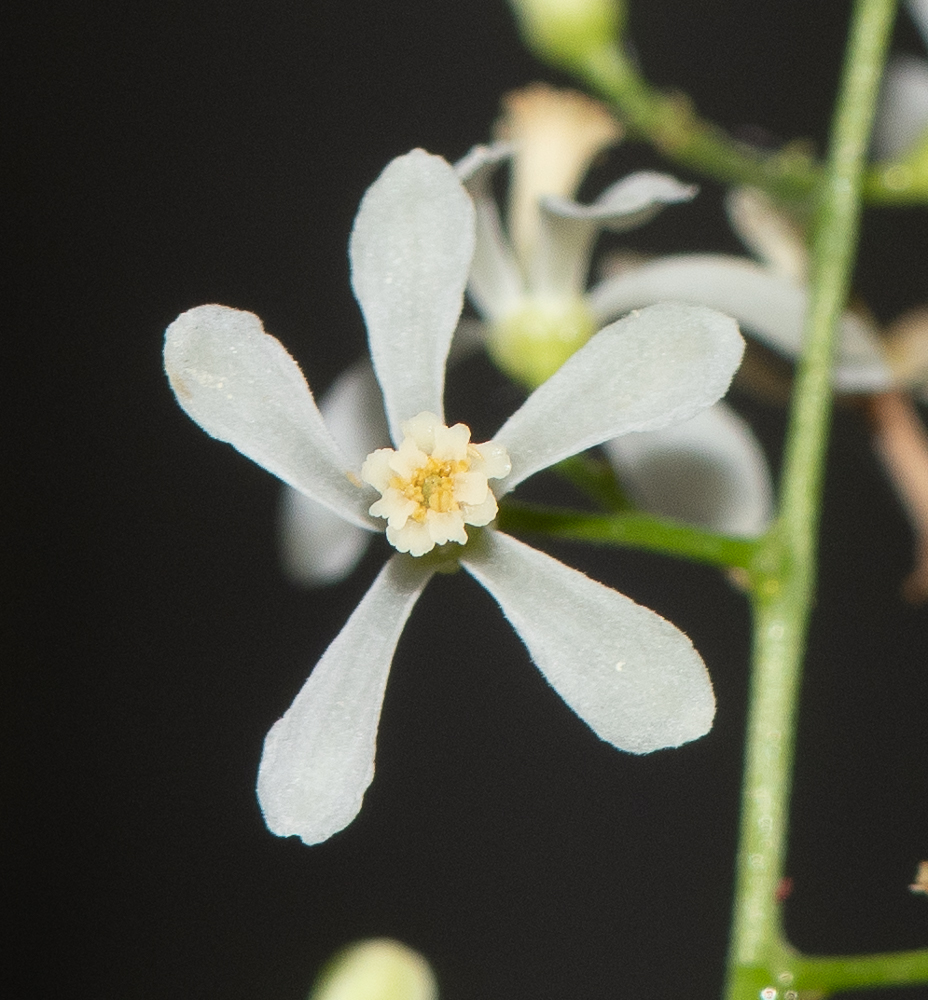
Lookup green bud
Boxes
[308,940,438,1000]
[488,298,597,389]
[508,0,624,69]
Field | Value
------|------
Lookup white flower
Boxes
[164,149,746,845]
[718,184,928,602]
[282,86,771,586]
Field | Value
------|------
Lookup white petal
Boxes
[360,449,396,493]
[462,492,498,526]
[461,531,714,752]
[532,172,696,297]
[318,360,391,463]
[603,401,774,536]
[454,470,490,505]
[493,302,744,496]
[164,304,376,529]
[426,510,468,546]
[350,150,475,442]
[725,186,808,282]
[456,143,526,320]
[386,518,436,557]
[587,255,893,392]
[874,55,928,157]
[908,0,928,45]
[278,360,389,585]
[279,488,372,586]
[257,555,433,845]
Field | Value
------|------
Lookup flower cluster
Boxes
[165,149,745,845]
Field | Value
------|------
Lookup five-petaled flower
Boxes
[164,149,745,845]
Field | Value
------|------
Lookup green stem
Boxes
[569,31,925,207]
[793,949,928,994]
[497,501,757,570]
[576,42,819,203]
[724,3,898,999]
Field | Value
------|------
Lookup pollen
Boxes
[360,411,511,557]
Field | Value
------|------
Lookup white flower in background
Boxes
[165,149,745,845]
[708,183,928,601]
[874,0,928,162]
[459,84,774,538]
[282,85,772,587]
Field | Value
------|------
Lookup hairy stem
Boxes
[724,2,899,998]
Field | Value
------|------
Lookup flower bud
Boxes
[308,940,438,1000]
[508,0,623,68]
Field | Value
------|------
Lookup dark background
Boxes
[7,2,928,998]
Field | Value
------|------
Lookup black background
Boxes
[7,2,928,998]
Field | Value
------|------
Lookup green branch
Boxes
[511,0,928,205]
[576,42,820,203]
[793,948,928,994]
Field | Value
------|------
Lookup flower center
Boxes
[361,411,511,558]
[395,456,469,520]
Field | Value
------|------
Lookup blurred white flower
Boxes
[283,86,772,587]
[459,84,774,540]
[165,149,745,844]
[708,184,928,601]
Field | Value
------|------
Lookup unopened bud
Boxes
[508,0,623,69]
[308,939,438,1000]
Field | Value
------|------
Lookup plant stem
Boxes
[793,948,928,994]
[570,17,925,207]
[497,501,757,570]
[723,2,898,998]
[576,42,819,203]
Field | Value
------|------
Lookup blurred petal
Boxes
[909,0,928,45]
[533,172,695,296]
[319,360,392,463]
[279,489,372,586]
[867,391,928,602]
[350,150,474,442]
[587,255,893,392]
[493,83,622,267]
[725,187,808,282]
[884,306,928,390]
[257,555,434,845]
[461,531,714,752]
[456,143,525,319]
[493,302,744,496]
[449,315,491,362]
[603,401,774,536]
[164,304,375,529]
[278,361,390,585]
[874,55,928,158]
